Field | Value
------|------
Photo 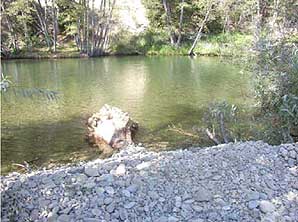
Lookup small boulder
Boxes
[86,104,138,151]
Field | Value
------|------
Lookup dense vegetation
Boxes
[1,0,297,144]
[0,0,262,57]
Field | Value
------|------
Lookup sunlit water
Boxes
[1,56,253,173]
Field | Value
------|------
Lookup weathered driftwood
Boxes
[86,105,138,151]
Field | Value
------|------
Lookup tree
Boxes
[188,1,212,56]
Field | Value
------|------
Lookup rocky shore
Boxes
[1,141,298,222]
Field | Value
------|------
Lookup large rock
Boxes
[86,104,138,150]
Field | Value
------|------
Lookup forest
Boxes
[0,0,296,56]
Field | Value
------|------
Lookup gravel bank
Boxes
[1,141,298,222]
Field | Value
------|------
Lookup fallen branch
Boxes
[219,112,229,143]
[12,161,32,172]
[206,128,220,145]
[168,124,200,138]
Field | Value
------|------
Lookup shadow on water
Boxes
[1,103,211,174]
[1,115,98,174]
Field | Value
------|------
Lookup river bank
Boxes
[1,141,297,221]
[1,33,252,60]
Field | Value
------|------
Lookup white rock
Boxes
[259,200,275,213]
[115,164,126,176]
[136,162,151,170]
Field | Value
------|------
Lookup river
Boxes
[1,56,253,173]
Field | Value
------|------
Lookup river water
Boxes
[1,56,253,173]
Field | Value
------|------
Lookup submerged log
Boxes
[86,104,138,150]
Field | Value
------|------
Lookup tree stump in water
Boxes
[86,105,138,152]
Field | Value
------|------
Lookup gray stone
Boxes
[84,181,96,189]
[57,214,71,222]
[248,200,259,209]
[84,166,99,177]
[95,187,105,195]
[122,189,131,198]
[192,205,203,212]
[105,186,115,195]
[280,147,288,157]
[124,202,136,209]
[104,197,114,205]
[156,216,168,222]
[247,191,260,200]
[194,188,212,202]
[106,202,115,213]
[289,151,296,159]
[126,184,138,193]
[28,181,37,188]
[91,208,101,216]
[47,212,58,222]
[119,209,128,220]
[30,209,39,221]
[148,191,159,199]
[99,174,114,183]
[168,216,179,222]
[75,174,88,183]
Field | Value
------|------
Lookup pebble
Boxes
[194,187,212,202]
[124,202,136,209]
[104,197,113,205]
[105,186,115,195]
[247,191,260,200]
[119,208,128,220]
[84,166,99,177]
[106,202,115,213]
[57,214,71,222]
[136,162,151,170]
[248,200,259,209]
[122,189,131,198]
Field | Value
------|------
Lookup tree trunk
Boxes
[188,7,211,56]
[91,0,95,55]
[86,0,89,54]
[176,0,184,47]
[2,7,18,52]
[52,0,58,52]
[162,0,175,45]
[35,0,52,49]
[21,2,31,52]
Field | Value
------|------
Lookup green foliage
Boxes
[195,33,253,56]
[279,95,298,128]
[0,74,12,92]
[1,74,59,100]
[203,101,238,142]
[251,0,298,142]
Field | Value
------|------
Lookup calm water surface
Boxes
[1,56,252,173]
